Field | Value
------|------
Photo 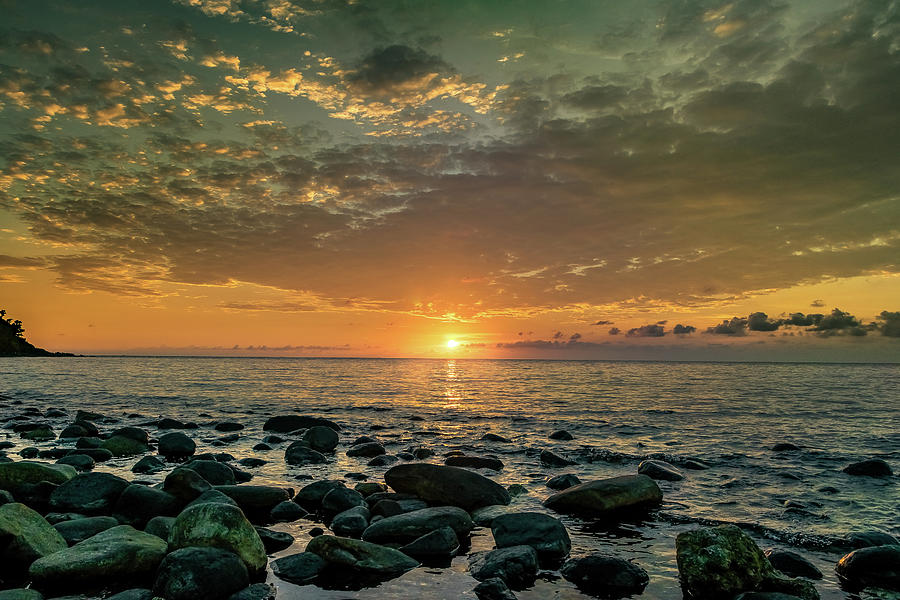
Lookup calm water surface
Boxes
[1,357,898,599]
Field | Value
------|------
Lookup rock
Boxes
[362,506,474,544]
[158,418,191,429]
[306,535,419,577]
[158,432,196,459]
[399,526,459,559]
[100,435,149,457]
[471,504,515,527]
[215,422,244,432]
[367,454,399,467]
[75,410,103,422]
[560,553,649,598]
[153,546,249,600]
[163,468,212,503]
[544,474,662,515]
[59,424,89,439]
[270,500,307,522]
[481,433,512,443]
[252,443,271,451]
[549,430,573,441]
[29,525,167,591]
[675,525,819,600]
[331,506,370,538]
[53,515,118,545]
[491,512,571,562]
[843,531,899,549]
[238,457,267,468]
[20,427,55,442]
[184,460,236,485]
[322,486,367,514]
[0,489,13,505]
[355,482,387,496]
[772,443,801,452]
[469,545,539,589]
[215,485,290,520]
[168,501,267,574]
[546,474,581,490]
[473,577,517,600]
[0,590,44,600]
[285,442,328,466]
[835,544,900,591]
[384,463,511,511]
[144,515,175,540]
[111,426,150,443]
[187,489,239,509]
[765,550,823,580]
[347,442,386,458]
[446,455,504,471]
[540,449,576,467]
[295,479,346,509]
[49,472,129,515]
[0,461,76,495]
[106,589,154,600]
[132,455,166,474]
[412,446,434,459]
[264,415,341,433]
[255,526,294,553]
[842,459,892,477]
[638,459,685,481]
[371,499,405,518]
[0,503,67,572]
[733,594,806,600]
[66,448,112,462]
[56,454,94,472]
[272,552,326,585]
[113,484,181,528]
[300,426,339,453]
[19,447,39,459]
[228,583,275,600]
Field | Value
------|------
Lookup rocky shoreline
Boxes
[0,405,896,600]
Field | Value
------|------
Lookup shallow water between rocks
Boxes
[1,357,897,599]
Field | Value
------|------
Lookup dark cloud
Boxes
[591,320,613,326]
[626,324,666,337]
[747,311,779,332]
[783,312,824,327]
[672,324,696,334]
[706,318,748,335]
[810,299,825,307]
[811,308,866,337]
[0,254,45,268]
[608,327,621,336]
[347,45,450,96]
[876,311,900,337]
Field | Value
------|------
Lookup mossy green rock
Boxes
[676,525,819,600]
[306,535,419,575]
[0,502,67,570]
[100,435,149,457]
[20,427,55,442]
[0,461,76,494]
[168,502,266,575]
[0,589,44,600]
[29,524,167,591]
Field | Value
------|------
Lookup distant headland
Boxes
[0,309,74,356]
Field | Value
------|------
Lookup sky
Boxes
[0,0,898,360]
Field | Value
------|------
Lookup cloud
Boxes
[810,299,825,307]
[672,324,696,334]
[627,324,666,337]
[811,308,867,337]
[591,320,613,325]
[876,311,900,337]
[0,254,45,268]
[706,318,748,335]
[608,327,621,336]
[747,311,779,331]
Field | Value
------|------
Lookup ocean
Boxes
[1,357,898,599]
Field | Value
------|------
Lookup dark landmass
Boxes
[0,309,74,356]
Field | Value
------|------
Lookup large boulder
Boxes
[835,544,900,591]
[0,462,76,495]
[765,550,822,580]
[48,472,129,515]
[168,502,267,575]
[214,485,290,521]
[638,459,684,481]
[53,515,119,545]
[842,459,892,477]
[491,512,571,562]
[306,535,419,577]
[264,415,341,433]
[113,484,181,528]
[100,435,149,457]
[398,526,460,560]
[163,467,212,503]
[469,545,539,589]
[284,442,328,466]
[301,426,339,453]
[331,506,370,538]
[29,525,167,591]
[445,456,504,471]
[158,432,196,459]
[543,474,662,515]
[362,506,474,545]
[560,553,649,598]
[675,525,819,600]
[294,480,345,510]
[153,547,250,600]
[384,464,510,511]
[272,552,326,585]
[322,486,366,514]
[183,460,235,486]
[0,502,67,573]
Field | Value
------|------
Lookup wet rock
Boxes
[228,583,276,600]
[481,433,512,443]
[412,446,434,459]
[132,455,166,474]
[675,525,819,600]
[75,410,103,422]
[56,454,94,472]
[322,486,367,514]
[507,484,527,497]
[264,415,341,433]
[306,535,419,578]
[113,484,180,528]
[0,461,76,495]
[765,550,823,580]
[0,489,12,505]
[158,418,191,429]
[285,441,328,466]
[270,500,307,523]
[471,504,515,527]
[384,463,511,511]
[153,546,249,600]
[371,499,405,518]
[549,430,573,441]
[301,426,339,453]
[491,512,571,562]
[0,590,44,600]
[100,435,148,457]
[843,531,898,549]
[19,448,39,459]
[560,553,649,598]
[238,457,267,468]
[215,422,244,432]
[215,485,291,520]
[272,552,326,585]
[53,515,118,545]
[473,577,517,600]
[469,545,539,589]
[0,502,67,573]
[355,482,387,496]
[158,432,196,459]
[75,436,101,449]
[67,448,112,462]
[772,443,802,452]
[347,442,386,458]
[49,472,129,515]
[835,544,900,591]
[842,459,892,477]
[168,502,267,574]
[252,443,271,452]
[255,526,294,553]
[638,459,685,481]
[20,426,55,442]
[12,481,57,512]
[143,515,174,540]
[295,479,346,510]
[331,505,370,538]
[399,525,459,559]
[186,489,239,509]
[733,593,806,600]
[184,459,236,486]
[362,506,474,544]
[106,589,154,600]
[163,468,212,503]
[59,424,89,439]
[446,456,504,471]
[29,525,167,591]
[544,474,662,516]
[546,473,581,490]
[540,449,576,467]
[367,454,399,467]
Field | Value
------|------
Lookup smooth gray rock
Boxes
[546,473,581,490]
[331,505,370,538]
[347,442,386,458]
[264,415,341,433]
[306,535,419,577]
[384,463,510,511]
[228,583,276,600]
[131,455,165,474]
[163,468,212,503]
[168,502,267,575]
[158,432,196,459]
[270,500,307,523]
[322,486,366,514]
[183,460,235,486]
[491,512,571,561]
[48,472,129,515]
[842,459,892,477]
[469,545,538,589]
[284,442,328,466]
[399,526,459,559]
[765,550,823,580]
[362,506,473,544]
[445,456,504,471]
[560,553,649,598]
[638,459,684,481]
[835,544,900,591]
[544,474,662,515]
[301,426,339,453]
[473,577,517,600]
[144,515,175,540]
[272,552,326,585]
[53,515,118,545]
[255,526,294,553]
[153,546,249,600]
[540,449,576,467]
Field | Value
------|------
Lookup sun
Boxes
[446,339,460,349]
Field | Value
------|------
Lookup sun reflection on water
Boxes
[442,359,464,409]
